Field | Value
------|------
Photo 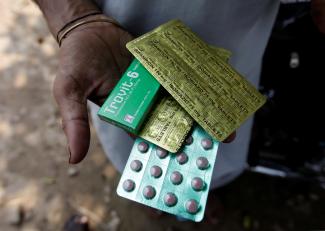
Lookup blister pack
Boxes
[139,95,193,153]
[117,125,219,222]
[127,19,266,141]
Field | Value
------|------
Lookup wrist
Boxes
[35,0,100,37]
[57,14,122,46]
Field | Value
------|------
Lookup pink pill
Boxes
[201,138,213,150]
[196,157,209,170]
[185,199,199,214]
[150,165,162,178]
[170,171,183,185]
[130,160,142,172]
[185,136,193,145]
[164,193,178,207]
[191,177,205,191]
[122,179,135,192]
[143,186,156,199]
[137,141,149,153]
[156,148,168,158]
[176,152,188,165]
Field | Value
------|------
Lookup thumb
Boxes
[53,74,90,164]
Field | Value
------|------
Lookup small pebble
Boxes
[191,177,205,191]
[185,199,199,214]
[63,214,89,231]
[24,209,34,222]
[104,185,111,194]
[67,167,79,177]
[130,160,142,172]
[156,148,168,158]
[309,193,319,201]
[122,179,135,192]
[106,211,120,231]
[201,138,213,150]
[104,195,111,204]
[196,157,209,170]
[176,152,188,165]
[297,194,304,202]
[170,171,183,185]
[137,141,149,153]
[185,136,193,145]
[243,215,252,230]
[150,165,162,178]
[286,199,294,207]
[143,186,156,199]
[101,165,117,179]
[6,205,23,226]
[164,193,178,207]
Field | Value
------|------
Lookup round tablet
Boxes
[150,165,162,178]
[143,186,156,199]
[176,152,188,165]
[185,199,199,214]
[170,171,183,185]
[196,157,210,170]
[164,193,178,207]
[156,148,168,158]
[122,179,135,192]
[130,160,142,172]
[191,177,205,191]
[137,141,149,153]
[185,136,193,145]
[201,138,213,150]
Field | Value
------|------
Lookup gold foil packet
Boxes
[139,95,193,153]
[127,20,266,141]
[138,47,229,153]
[210,46,232,62]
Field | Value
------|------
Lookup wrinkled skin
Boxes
[53,22,133,163]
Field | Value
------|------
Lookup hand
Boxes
[53,21,133,164]
[223,131,236,143]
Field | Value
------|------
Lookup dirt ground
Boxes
[0,1,324,231]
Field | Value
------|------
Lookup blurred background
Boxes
[0,0,324,230]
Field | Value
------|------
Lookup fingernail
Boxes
[223,133,236,143]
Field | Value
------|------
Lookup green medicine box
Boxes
[98,59,160,134]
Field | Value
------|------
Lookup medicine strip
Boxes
[139,95,193,153]
[127,19,266,141]
[138,46,230,153]
[117,126,219,222]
